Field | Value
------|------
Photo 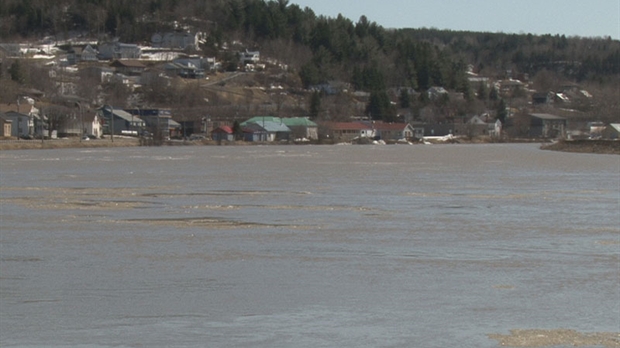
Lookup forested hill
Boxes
[1,0,619,91]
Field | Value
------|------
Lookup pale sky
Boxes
[289,0,620,40]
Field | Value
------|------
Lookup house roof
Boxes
[241,116,280,126]
[501,79,524,86]
[0,103,34,114]
[100,106,144,123]
[372,121,411,131]
[467,116,487,125]
[281,117,318,127]
[110,60,146,68]
[165,62,203,71]
[83,45,97,53]
[112,109,135,122]
[247,121,290,132]
[242,116,317,128]
[1,111,30,118]
[212,125,233,134]
[242,123,267,133]
[530,113,566,120]
[606,124,620,133]
[428,86,448,94]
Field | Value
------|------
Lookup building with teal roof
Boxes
[241,117,318,140]
[242,119,291,142]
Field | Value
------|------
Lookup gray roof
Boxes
[243,123,267,133]
[281,117,318,127]
[607,123,620,132]
[468,115,487,125]
[111,109,135,122]
[247,120,290,132]
[530,113,566,120]
[241,116,280,126]
[242,117,317,128]
[101,106,144,123]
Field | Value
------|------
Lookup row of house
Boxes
[0,99,105,139]
[62,41,252,73]
[210,116,318,142]
[2,36,254,83]
[210,118,422,143]
[96,107,183,138]
[0,105,184,140]
[3,106,619,142]
[209,113,615,143]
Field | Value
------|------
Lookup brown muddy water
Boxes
[0,144,618,348]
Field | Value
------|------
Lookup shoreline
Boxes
[1,137,618,155]
[0,137,142,151]
[540,139,620,155]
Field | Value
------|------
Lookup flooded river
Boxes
[1,144,618,347]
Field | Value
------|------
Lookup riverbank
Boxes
[0,137,141,150]
[540,139,620,155]
[0,137,282,150]
[2,137,619,154]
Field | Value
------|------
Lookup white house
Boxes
[241,50,260,65]
[321,121,376,142]
[98,41,141,60]
[602,123,620,139]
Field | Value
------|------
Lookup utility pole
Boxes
[40,106,44,145]
[111,107,114,143]
[76,102,84,142]
[104,105,114,143]
[17,97,20,140]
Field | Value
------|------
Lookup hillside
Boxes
[1,0,618,130]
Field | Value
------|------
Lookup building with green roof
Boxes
[242,116,317,140]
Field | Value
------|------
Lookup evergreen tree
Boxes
[489,86,499,101]
[496,99,508,123]
[405,61,418,90]
[232,120,242,140]
[352,64,385,91]
[367,90,395,122]
[299,63,321,88]
[418,89,430,105]
[223,52,239,72]
[399,89,411,108]
[477,82,488,101]
[309,91,321,118]
[9,60,22,83]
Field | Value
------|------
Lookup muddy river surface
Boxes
[1,144,618,347]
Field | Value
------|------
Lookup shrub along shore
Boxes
[540,139,620,155]
[1,137,618,154]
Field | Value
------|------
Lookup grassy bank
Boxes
[541,139,620,155]
[0,138,140,151]
[3,137,618,154]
